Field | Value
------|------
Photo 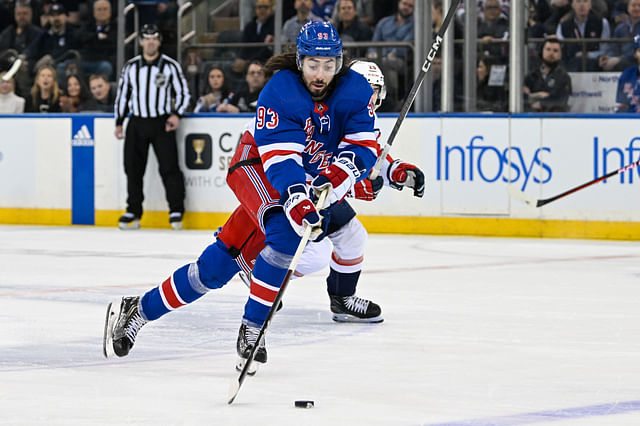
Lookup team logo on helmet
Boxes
[349,60,387,110]
[296,21,343,73]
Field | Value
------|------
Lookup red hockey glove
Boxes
[352,176,384,201]
[281,184,322,237]
[312,156,361,205]
[388,159,425,198]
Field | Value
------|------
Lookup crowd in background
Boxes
[1,0,640,114]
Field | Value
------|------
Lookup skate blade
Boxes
[119,220,140,230]
[102,299,122,358]
[332,313,384,323]
[235,357,258,376]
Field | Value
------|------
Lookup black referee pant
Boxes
[123,116,185,217]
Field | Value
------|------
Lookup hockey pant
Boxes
[138,132,367,322]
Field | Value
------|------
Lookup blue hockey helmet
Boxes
[296,21,343,73]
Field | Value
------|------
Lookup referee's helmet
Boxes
[296,21,342,73]
[140,24,162,42]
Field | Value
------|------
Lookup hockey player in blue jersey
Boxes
[231,21,382,368]
[103,24,425,367]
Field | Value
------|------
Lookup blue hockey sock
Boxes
[326,267,361,297]
[242,252,288,327]
[140,239,240,321]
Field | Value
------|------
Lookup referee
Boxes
[114,24,191,230]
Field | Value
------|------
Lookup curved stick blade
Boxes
[507,185,538,207]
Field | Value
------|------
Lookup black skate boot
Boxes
[103,296,147,358]
[235,323,267,376]
[329,294,384,323]
[118,212,140,230]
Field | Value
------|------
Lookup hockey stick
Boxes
[1,58,23,82]
[369,0,462,179]
[508,158,640,208]
[228,188,329,404]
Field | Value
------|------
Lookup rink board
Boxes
[0,113,639,239]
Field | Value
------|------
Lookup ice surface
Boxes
[1,225,639,425]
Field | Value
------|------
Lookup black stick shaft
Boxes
[537,159,640,207]
[370,0,462,177]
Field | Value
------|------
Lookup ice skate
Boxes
[118,212,140,230]
[103,296,147,358]
[329,294,383,323]
[169,212,183,230]
[235,323,267,376]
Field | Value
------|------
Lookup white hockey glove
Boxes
[281,184,322,237]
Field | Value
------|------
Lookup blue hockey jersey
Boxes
[253,68,378,195]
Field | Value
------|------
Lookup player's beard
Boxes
[306,79,329,100]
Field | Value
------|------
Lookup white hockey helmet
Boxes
[349,60,387,110]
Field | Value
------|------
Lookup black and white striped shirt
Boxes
[115,54,191,125]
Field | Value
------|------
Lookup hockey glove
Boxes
[281,184,322,237]
[309,207,332,242]
[312,156,361,205]
[388,159,425,198]
[351,176,384,201]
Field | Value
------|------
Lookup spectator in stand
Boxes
[0,71,26,113]
[524,37,572,112]
[331,0,374,26]
[312,0,337,20]
[334,0,372,57]
[369,0,414,108]
[40,0,81,27]
[0,1,43,54]
[77,0,117,79]
[478,0,510,58]
[615,35,640,112]
[81,73,116,112]
[600,0,640,71]
[281,0,321,43]
[0,1,43,97]
[611,0,631,27]
[529,1,553,39]
[193,66,234,112]
[528,1,556,72]
[240,0,275,64]
[59,73,90,112]
[25,64,61,112]
[25,3,79,80]
[544,0,572,35]
[223,60,265,113]
[555,0,611,71]
[476,54,508,112]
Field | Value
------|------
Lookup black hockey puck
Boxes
[294,400,314,408]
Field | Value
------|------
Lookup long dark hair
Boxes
[204,65,231,99]
[263,52,351,95]
[65,74,91,103]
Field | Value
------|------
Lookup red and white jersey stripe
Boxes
[257,142,304,172]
